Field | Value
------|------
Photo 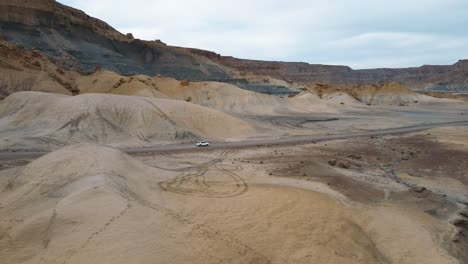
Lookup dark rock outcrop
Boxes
[0,0,230,80]
[2,0,467,93]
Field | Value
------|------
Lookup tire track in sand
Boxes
[158,150,248,198]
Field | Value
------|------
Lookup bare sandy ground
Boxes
[1,125,467,263]
[1,89,467,151]
[0,92,255,150]
[0,67,467,264]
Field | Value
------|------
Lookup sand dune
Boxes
[0,144,458,264]
[0,92,255,150]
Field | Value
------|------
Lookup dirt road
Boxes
[1,120,467,160]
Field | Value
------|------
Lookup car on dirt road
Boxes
[196,141,210,147]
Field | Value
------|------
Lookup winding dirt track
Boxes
[1,120,467,160]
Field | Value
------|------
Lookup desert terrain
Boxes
[0,86,467,263]
[1,124,468,264]
[1,1,468,264]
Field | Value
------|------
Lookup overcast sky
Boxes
[59,0,468,69]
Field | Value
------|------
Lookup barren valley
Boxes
[0,1,468,264]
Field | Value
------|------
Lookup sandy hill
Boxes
[0,144,458,264]
[0,48,454,119]
[289,91,361,111]
[0,92,255,150]
[0,34,455,117]
[152,77,333,114]
[75,72,352,114]
[308,82,449,105]
[73,72,459,113]
[153,77,290,114]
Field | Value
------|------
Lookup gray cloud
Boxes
[60,0,468,69]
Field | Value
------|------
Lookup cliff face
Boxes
[0,38,79,99]
[1,0,467,92]
[0,0,231,80]
[188,52,468,92]
[0,0,123,40]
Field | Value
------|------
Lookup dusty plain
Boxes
[1,101,468,264]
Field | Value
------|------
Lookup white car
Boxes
[196,141,210,147]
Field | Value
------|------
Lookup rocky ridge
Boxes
[187,50,468,92]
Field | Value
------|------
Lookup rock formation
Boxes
[1,0,467,93]
[0,0,230,80]
[189,50,468,91]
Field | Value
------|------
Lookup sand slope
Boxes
[288,91,361,112]
[76,70,168,98]
[154,77,294,114]
[0,92,255,149]
[309,82,458,105]
[78,72,292,114]
[78,73,354,114]
[0,144,458,264]
[154,77,354,114]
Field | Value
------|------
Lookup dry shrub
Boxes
[180,80,190,86]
